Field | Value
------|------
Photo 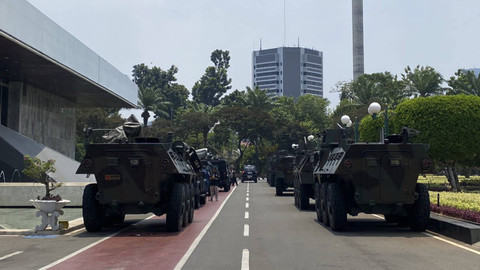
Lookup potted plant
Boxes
[23,155,70,231]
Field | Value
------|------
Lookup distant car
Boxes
[242,165,257,183]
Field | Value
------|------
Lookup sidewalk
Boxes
[0,207,84,235]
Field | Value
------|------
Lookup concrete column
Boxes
[352,0,365,80]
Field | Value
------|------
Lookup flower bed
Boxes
[430,204,480,224]
[429,191,480,224]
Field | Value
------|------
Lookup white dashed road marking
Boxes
[245,211,249,219]
[242,249,250,270]
[244,224,249,236]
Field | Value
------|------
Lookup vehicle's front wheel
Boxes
[409,183,430,232]
[327,182,347,231]
[82,184,105,232]
[314,182,323,222]
[320,182,329,226]
[275,178,284,196]
[166,183,185,232]
[299,184,309,210]
[182,183,191,227]
[188,183,195,223]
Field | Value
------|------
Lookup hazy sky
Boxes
[26,0,480,111]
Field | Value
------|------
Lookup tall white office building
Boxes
[252,47,323,98]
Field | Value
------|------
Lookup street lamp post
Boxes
[341,115,358,142]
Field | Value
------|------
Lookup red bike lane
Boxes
[49,187,235,270]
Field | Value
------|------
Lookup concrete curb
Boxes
[0,217,84,236]
[428,213,480,245]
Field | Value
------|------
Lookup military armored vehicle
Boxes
[199,152,231,192]
[293,150,320,210]
[268,151,296,196]
[76,116,203,232]
[313,128,432,232]
[266,156,276,187]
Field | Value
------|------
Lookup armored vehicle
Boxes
[313,128,432,232]
[76,116,202,232]
[210,158,231,191]
[199,153,231,192]
[293,150,322,210]
[269,151,296,196]
[266,156,276,187]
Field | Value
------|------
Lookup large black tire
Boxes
[82,184,105,232]
[200,194,206,205]
[188,183,195,224]
[320,182,329,226]
[293,185,298,206]
[182,183,190,227]
[166,183,185,232]
[224,184,230,192]
[275,178,284,196]
[299,184,310,210]
[194,193,201,209]
[268,177,274,187]
[314,182,323,222]
[327,183,347,231]
[409,183,430,232]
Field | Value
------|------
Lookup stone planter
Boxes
[30,199,70,231]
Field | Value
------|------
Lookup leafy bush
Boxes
[22,155,62,201]
[419,175,480,192]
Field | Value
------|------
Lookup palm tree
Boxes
[447,70,480,96]
[402,65,444,97]
[138,87,159,128]
[240,86,277,110]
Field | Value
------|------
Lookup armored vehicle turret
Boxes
[313,128,432,232]
[76,116,202,232]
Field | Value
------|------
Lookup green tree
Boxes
[295,94,330,134]
[331,73,407,128]
[240,86,277,110]
[177,103,218,148]
[392,95,480,191]
[221,89,245,106]
[192,49,232,106]
[402,65,444,97]
[447,69,480,96]
[216,106,274,170]
[269,96,309,150]
[132,63,188,113]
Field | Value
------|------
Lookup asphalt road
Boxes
[1,180,479,270]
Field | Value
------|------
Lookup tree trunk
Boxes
[235,139,243,172]
[445,165,460,192]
